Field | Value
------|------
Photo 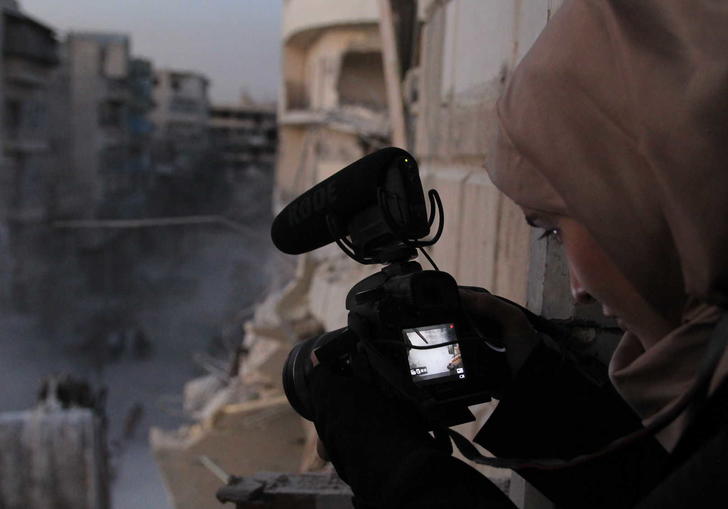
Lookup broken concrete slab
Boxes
[151,396,305,509]
[217,472,353,509]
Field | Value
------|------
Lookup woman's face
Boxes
[524,209,674,344]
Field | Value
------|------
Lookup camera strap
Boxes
[446,313,728,471]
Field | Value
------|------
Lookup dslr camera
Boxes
[271,148,508,429]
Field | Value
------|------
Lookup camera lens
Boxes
[282,338,314,420]
[282,331,340,421]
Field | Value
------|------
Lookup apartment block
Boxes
[208,101,276,180]
[149,69,209,174]
[63,32,132,215]
[0,2,59,308]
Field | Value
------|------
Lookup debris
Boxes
[199,455,236,484]
[216,472,353,509]
[151,396,305,509]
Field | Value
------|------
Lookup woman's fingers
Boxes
[459,288,541,375]
[459,288,534,337]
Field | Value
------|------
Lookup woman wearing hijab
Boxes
[310,1,728,507]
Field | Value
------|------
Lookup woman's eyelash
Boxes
[537,228,559,240]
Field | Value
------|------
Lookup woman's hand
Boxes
[459,287,541,376]
[309,359,517,509]
[308,359,438,505]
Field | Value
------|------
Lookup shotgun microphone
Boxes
[270,147,430,257]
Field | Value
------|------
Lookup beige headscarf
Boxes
[488,0,728,451]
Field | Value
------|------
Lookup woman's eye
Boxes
[537,228,560,242]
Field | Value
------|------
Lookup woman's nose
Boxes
[569,267,594,305]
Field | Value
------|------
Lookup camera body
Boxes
[275,148,508,429]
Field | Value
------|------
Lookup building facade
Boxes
[63,32,132,216]
[149,69,209,175]
[208,102,276,180]
[0,2,59,309]
[120,58,155,195]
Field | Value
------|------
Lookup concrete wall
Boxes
[0,409,109,509]
[412,0,564,303]
[338,50,387,110]
[66,33,131,212]
[412,2,624,507]
[67,37,104,211]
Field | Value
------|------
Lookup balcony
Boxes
[4,98,51,154]
[3,11,58,67]
[282,0,378,43]
[3,58,52,87]
[106,79,131,101]
[281,106,388,138]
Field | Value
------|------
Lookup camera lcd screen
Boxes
[403,323,465,383]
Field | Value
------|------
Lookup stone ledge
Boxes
[217,472,353,509]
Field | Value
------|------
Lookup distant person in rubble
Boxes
[309,1,728,508]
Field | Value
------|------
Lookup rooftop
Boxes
[67,31,129,45]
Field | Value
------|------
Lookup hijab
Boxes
[487,0,728,450]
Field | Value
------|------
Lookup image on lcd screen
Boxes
[403,323,465,383]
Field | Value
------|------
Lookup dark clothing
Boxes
[325,339,728,508]
[634,369,728,509]
[475,341,669,508]
[310,353,517,509]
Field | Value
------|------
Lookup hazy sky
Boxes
[21,0,282,104]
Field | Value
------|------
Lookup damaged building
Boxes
[276,0,389,209]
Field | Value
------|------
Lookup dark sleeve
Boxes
[310,360,518,509]
[474,341,668,508]
[366,448,517,509]
[634,426,728,509]
[635,375,728,508]
[336,430,518,509]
